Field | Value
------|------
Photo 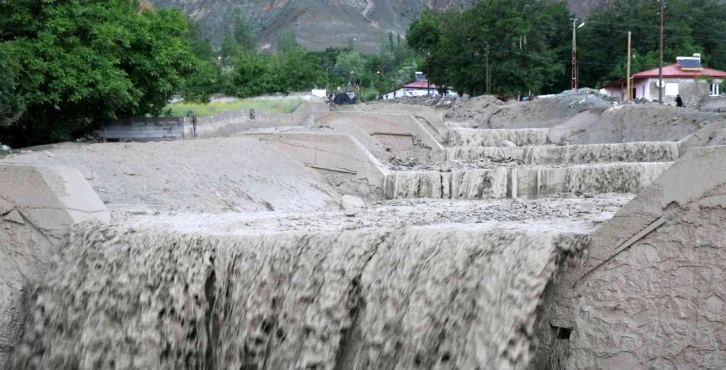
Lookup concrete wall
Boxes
[338,104,450,145]
[189,101,329,138]
[253,133,390,199]
[98,117,186,141]
[316,111,445,162]
[531,145,726,369]
[99,102,329,141]
[0,164,109,369]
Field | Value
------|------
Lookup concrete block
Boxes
[255,133,389,199]
[0,164,109,365]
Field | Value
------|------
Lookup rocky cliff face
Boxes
[149,0,605,53]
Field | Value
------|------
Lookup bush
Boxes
[0,0,205,146]
[361,88,380,102]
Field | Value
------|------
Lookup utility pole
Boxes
[486,43,491,95]
[426,50,431,96]
[627,31,632,102]
[572,18,578,93]
[658,0,665,104]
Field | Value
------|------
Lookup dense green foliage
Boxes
[227,47,325,98]
[0,44,24,128]
[577,0,726,88]
[408,0,726,96]
[0,0,215,145]
[408,0,572,97]
[0,0,406,145]
[219,12,257,64]
[277,30,299,53]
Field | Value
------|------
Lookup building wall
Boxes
[382,89,404,100]
[382,88,455,100]
[603,78,722,106]
[634,79,649,99]
[645,78,722,106]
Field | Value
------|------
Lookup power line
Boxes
[487,45,620,67]
[667,4,726,37]
[572,23,726,44]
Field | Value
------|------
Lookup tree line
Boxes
[406,0,726,98]
[0,0,420,146]
[8,0,722,146]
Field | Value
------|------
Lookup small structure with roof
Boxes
[601,54,725,105]
[382,72,456,100]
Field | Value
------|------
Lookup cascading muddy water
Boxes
[447,142,680,164]
[384,162,671,200]
[449,128,550,147]
[384,168,509,199]
[515,162,673,199]
[13,223,589,370]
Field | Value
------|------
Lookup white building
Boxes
[382,72,456,100]
[601,54,725,106]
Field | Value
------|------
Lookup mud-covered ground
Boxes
[117,195,631,235]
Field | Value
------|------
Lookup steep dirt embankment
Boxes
[569,104,725,144]
[443,95,726,144]
[445,95,612,129]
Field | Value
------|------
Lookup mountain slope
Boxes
[150,0,605,53]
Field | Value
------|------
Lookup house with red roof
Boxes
[601,54,725,105]
[382,72,455,100]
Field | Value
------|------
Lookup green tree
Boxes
[182,60,221,103]
[230,52,276,97]
[275,48,325,91]
[409,1,571,96]
[278,30,299,53]
[407,9,441,92]
[0,44,24,128]
[333,51,369,86]
[577,0,698,88]
[233,12,256,51]
[220,33,243,64]
[380,34,396,74]
[186,18,216,61]
[310,47,346,87]
[0,0,203,145]
[407,9,441,58]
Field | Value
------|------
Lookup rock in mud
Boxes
[340,195,365,216]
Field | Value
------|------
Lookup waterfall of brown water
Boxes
[565,162,673,195]
[12,223,589,370]
[384,169,509,200]
[449,128,550,147]
[516,162,673,199]
[446,142,679,164]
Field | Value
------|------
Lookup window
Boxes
[710,83,721,96]
[665,83,679,96]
